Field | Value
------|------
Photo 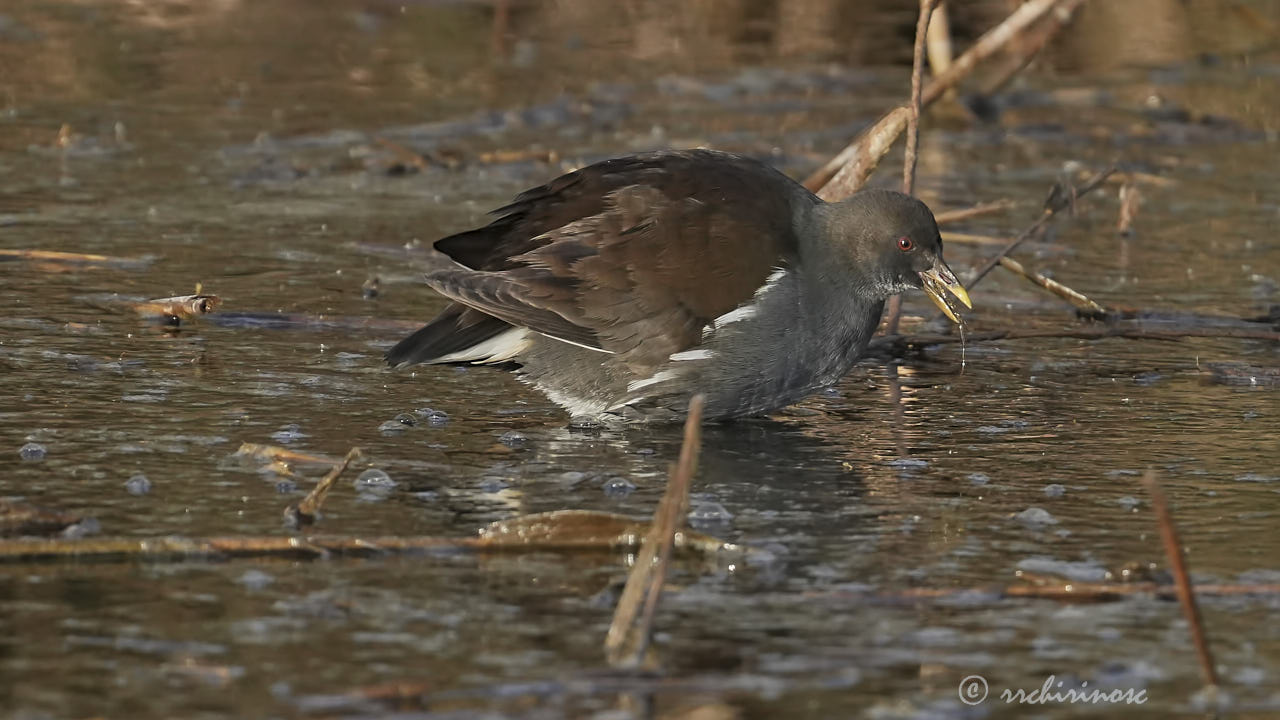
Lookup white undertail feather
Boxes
[670,349,713,361]
[434,328,532,364]
[626,369,678,393]
[536,382,612,416]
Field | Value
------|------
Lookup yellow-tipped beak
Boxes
[919,262,972,324]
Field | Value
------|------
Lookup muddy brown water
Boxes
[2,1,1279,718]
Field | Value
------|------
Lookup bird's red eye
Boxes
[897,236,914,251]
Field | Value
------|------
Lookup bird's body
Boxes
[387,149,969,422]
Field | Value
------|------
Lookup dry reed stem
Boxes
[977,0,1088,99]
[1140,470,1219,689]
[1117,182,1141,235]
[605,395,705,668]
[925,2,953,79]
[934,200,1015,225]
[806,0,1082,198]
[921,0,1065,107]
[808,107,911,198]
[940,231,1016,246]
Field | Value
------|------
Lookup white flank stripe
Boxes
[713,305,757,327]
[435,328,531,364]
[626,369,677,393]
[756,268,787,296]
[670,349,713,361]
[703,268,786,339]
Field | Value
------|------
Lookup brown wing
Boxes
[391,149,813,370]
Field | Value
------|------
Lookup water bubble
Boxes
[19,442,46,461]
[237,569,275,590]
[124,474,152,496]
[498,430,527,447]
[568,415,604,430]
[601,476,636,497]
[1043,483,1066,498]
[688,500,733,526]
[353,469,396,494]
[558,471,589,487]
[415,409,449,426]
[270,424,307,443]
[379,414,417,433]
[967,473,991,486]
[888,458,928,469]
[1013,507,1057,527]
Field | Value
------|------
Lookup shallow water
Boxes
[2,1,1279,718]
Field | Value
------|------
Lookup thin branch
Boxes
[1141,471,1219,689]
[284,448,363,528]
[997,256,1108,316]
[903,0,936,197]
[967,167,1115,291]
[888,0,939,338]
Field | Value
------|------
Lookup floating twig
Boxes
[814,581,1280,603]
[130,294,222,324]
[606,394,705,668]
[0,510,740,565]
[867,324,1280,358]
[234,443,340,467]
[0,499,83,538]
[1140,470,1219,690]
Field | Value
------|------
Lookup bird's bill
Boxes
[919,260,972,324]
